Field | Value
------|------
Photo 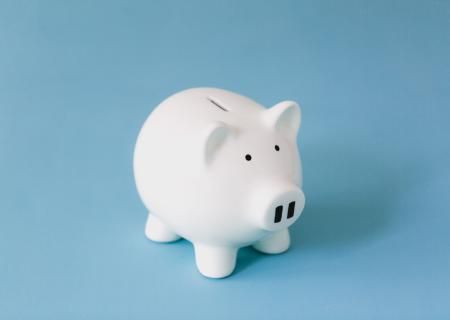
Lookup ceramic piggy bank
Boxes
[133,88,305,278]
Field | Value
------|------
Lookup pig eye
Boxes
[274,145,280,151]
[245,154,252,161]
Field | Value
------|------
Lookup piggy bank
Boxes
[133,88,305,278]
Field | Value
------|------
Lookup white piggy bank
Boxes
[134,88,305,278]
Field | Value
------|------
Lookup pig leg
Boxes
[145,213,180,242]
[252,228,290,254]
[193,243,237,278]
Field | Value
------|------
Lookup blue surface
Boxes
[1,0,449,318]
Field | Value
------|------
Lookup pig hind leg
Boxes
[252,228,290,254]
[145,213,181,242]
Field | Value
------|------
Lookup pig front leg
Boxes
[145,213,181,242]
[193,244,238,278]
[252,228,290,254]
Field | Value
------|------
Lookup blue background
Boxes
[1,0,449,319]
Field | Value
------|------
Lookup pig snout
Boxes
[250,181,305,231]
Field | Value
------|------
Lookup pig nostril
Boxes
[287,201,295,218]
[274,205,283,223]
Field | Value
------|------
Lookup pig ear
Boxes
[202,121,231,165]
[264,101,301,139]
